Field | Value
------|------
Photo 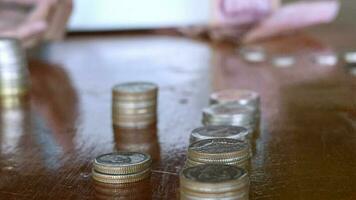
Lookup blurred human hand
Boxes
[180,0,340,43]
[0,0,73,48]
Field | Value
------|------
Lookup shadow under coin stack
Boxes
[112,82,158,128]
[186,138,250,170]
[180,164,249,200]
[92,152,152,184]
[0,38,29,97]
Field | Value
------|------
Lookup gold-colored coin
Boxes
[93,152,152,175]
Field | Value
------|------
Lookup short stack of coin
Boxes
[189,125,249,144]
[92,152,152,184]
[0,37,30,97]
[180,164,249,200]
[186,138,250,170]
[202,102,258,136]
[112,82,158,128]
[210,89,260,110]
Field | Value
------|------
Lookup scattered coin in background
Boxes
[272,55,296,68]
[239,46,266,63]
[312,53,338,66]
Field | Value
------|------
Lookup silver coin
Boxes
[203,102,255,118]
[113,82,157,94]
[190,125,248,143]
[95,152,149,166]
[0,37,25,66]
[210,89,260,107]
[344,51,356,64]
[239,46,266,63]
[182,164,245,183]
[272,55,295,68]
[312,53,338,66]
[189,138,247,154]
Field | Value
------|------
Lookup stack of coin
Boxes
[189,125,249,144]
[210,89,260,109]
[180,164,249,200]
[92,152,152,184]
[0,37,29,97]
[202,102,258,135]
[112,82,158,128]
[186,138,250,170]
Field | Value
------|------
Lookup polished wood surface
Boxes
[1,25,356,199]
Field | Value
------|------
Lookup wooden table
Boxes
[0,25,356,199]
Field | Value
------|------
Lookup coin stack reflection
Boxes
[94,178,151,200]
[0,38,29,97]
[92,152,152,184]
[113,126,160,161]
[202,102,258,137]
[186,138,250,170]
[112,82,158,128]
[180,164,249,200]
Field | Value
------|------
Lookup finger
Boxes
[26,0,58,23]
[0,20,47,48]
[243,0,340,43]
[45,0,72,40]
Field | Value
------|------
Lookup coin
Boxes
[239,46,266,63]
[344,51,356,64]
[188,138,250,161]
[202,102,257,129]
[180,164,249,194]
[0,37,29,97]
[92,167,151,184]
[94,152,152,175]
[210,89,260,108]
[190,125,249,144]
[312,53,338,66]
[112,82,157,100]
[272,55,295,68]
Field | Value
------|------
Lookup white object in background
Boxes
[69,0,210,31]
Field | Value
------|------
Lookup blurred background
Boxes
[69,0,355,32]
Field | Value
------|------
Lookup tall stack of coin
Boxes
[0,37,29,97]
[92,152,152,184]
[112,82,158,128]
[186,138,250,170]
[202,102,258,136]
[189,125,249,144]
[180,164,249,200]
